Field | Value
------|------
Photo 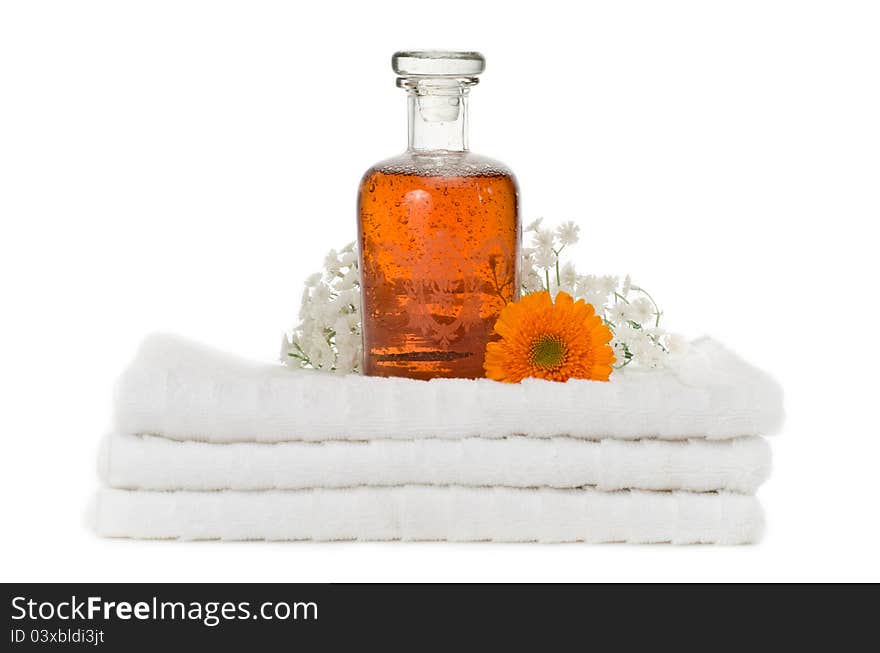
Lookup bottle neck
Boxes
[404,81,472,153]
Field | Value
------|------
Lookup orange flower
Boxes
[484,291,615,383]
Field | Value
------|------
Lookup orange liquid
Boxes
[358,166,519,379]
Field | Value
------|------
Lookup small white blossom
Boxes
[533,246,557,269]
[621,274,632,298]
[523,271,545,293]
[334,347,357,375]
[579,275,599,294]
[339,250,357,267]
[612,339,629,365]
[302,333,333,369]
[324,249,341,277]
[279,332,293,364]
[627,328,653,353]
[332,316,359,375]
[632,338,665,368]
[574,275,592,297]
[559,262,578,289]
[606,301,631,324]
[613,323,636,347]
[556,221,580,246]
[344,309,360,331]
[299,286,311,311]
[628,297,655,324]
[583,290,608,315]
[337,267,359,291]
[311,283,331,305]
[579,274,617,296]
[597,275,618,295]
[532,228,557,251]
[524,217,544,233]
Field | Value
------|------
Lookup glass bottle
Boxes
[358,51,520,380]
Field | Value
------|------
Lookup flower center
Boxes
[529,334,567,369]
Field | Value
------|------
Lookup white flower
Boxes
[333,316,353,338]
[606,301,631,324]
[574,275,591,298]
[299,286,311,311]
[332,316,360,374]
[328,291,352,315]
[334,348,357,375]
[627,297,655,325]
[583,290,608,315]
[613,324,639,347]
[301,285,333,324]
[597,275,618,295]
[310,283,331,305]
[339,250,357,267]
[612,339,629,365]
[533,246,557,269]
[578,274,616,296]
[340,241,356,253]
[324,249,341,277]
[532,228,556,251]
[344,309,361,331]
[621,274,632,298]
[524,217,544,233]
[614,326,666,369]
[337,266,359,291]
[303,333,333,370]
[279,332,293,363]
[304,272,322,288]
[626,330,652,354]
[556,221,580,246]
[633,340,665,368]
[578,274,599,294]
[340,287,361,307]
[559,262,577,289]
[523,271,545,293]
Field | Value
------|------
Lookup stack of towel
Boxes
[90,334,783,544]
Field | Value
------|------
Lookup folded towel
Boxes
[90,487,763,544]
[115,334,783,442]
[100,432,771,494]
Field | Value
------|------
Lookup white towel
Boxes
[99,432,771,494]
[114,334,783,443]
[90,486,763,544]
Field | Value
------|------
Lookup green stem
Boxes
[290,340,314,368]
[648,333,669,353]
[553,246,563,286]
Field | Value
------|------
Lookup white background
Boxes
[2,1,878,582]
